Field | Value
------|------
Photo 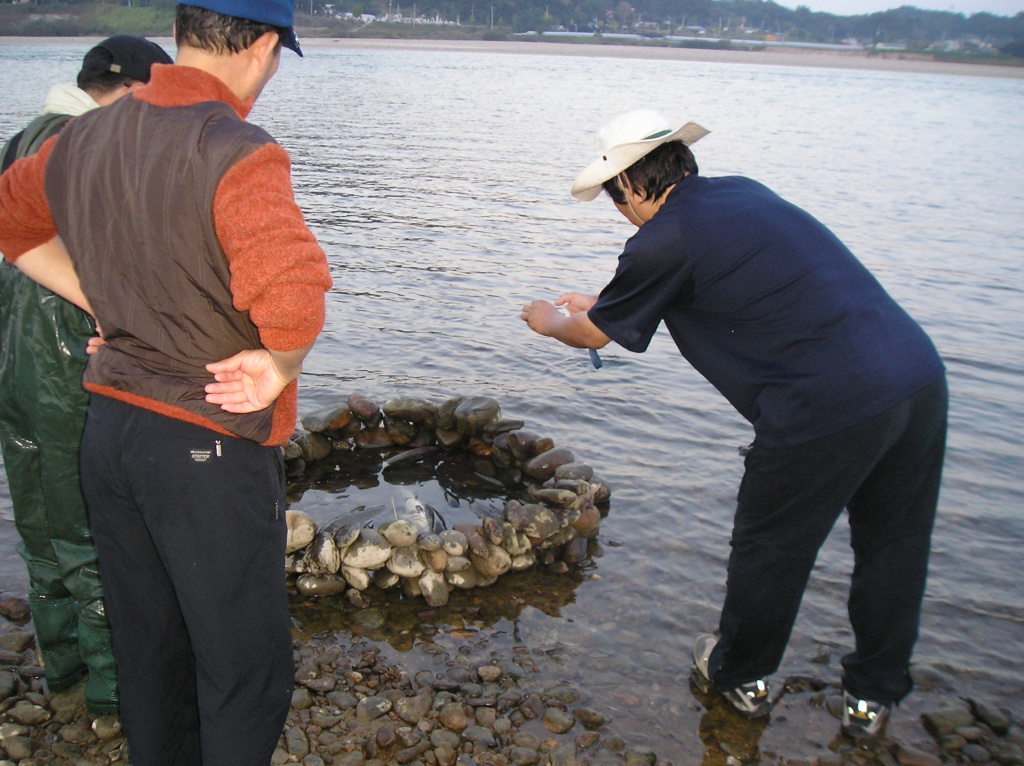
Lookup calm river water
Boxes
[1,38,1022,761]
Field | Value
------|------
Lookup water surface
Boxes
[1,38,1022,761]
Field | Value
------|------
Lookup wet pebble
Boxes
[438,702,469,731]
[573,706,607,729]
[542,706,575,734]
[356,696,392,723]
[0,632,33,654]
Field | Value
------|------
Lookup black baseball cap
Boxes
[77,36,173,89]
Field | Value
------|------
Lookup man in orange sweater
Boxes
[0,2,332,764]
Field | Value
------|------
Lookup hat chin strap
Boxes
[617,173,644,226]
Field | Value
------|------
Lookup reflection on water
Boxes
[291,564,588,652]
[0,39,1022,760]
[288,446,540,526]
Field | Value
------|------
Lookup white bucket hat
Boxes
[571,110,710,201]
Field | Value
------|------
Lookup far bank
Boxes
[298,36,1024,79]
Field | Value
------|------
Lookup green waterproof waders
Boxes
[0,253,118,716]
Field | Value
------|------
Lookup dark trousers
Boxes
[708,375,948,706]
[80,395,293,766]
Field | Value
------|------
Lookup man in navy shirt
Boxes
[521,110,947,739]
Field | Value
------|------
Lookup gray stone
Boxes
[6,701,50,726]
[335,752,367,766]
[506,503,560,541]
[0,596,30,623]
[453,397,501,434]
[603,735,627,752]
[0,632,34,653]
[573,706,607,729]
[292,688,313,710]
[0,671,17,702]
[895,744,944,766]
[433,743,457,766]
[1,737,34,761]
[542,706,575,734]
[433,396,465,432]
[509,746,541,766]
[430,728,461,749]
[922,699,977,736]
[301,405,353,433]
[512,732,542,749]
[305,676,337,693]
[310,709,343,727]
[461,725,496,746]
[553,462,594,482]
[543,683,583,704]
[962,743,992,762]
[327,690,358,709]
[988,740,1024,764]
[394,693,434,725]
[438,702,468,731]
[910,663,956,690]
[523,447,576,481]
[376,724,397,748]
[383,397,438,425]
[477,665,502,683]
[285,725,310,758]
[969,698,1011,736]
[474,706,497,729]
[296,431,333,462]
[623,746,658,766]
[576,731,601,749]
[356,696,392,723]
[57,723,93,745]
[551,743,579,766]
[529,488,579,507]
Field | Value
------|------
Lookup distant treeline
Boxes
[3,0,1023,49]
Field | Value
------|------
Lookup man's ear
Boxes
[250,30,282,64]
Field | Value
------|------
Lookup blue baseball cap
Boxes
[180,0,303,57]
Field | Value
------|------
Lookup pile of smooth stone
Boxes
[282,393,611,608]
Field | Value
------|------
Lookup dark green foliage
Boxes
[1001,38,1024,57]
[2,0,1022,50]
[0,3,175,37]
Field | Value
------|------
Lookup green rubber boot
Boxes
[79,598,119,716]
[29,594,87,693]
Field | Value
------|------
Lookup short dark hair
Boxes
[602,141,699,204]
[79,71,137,97]
[175,4,286,56]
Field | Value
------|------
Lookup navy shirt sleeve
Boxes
[589,213,693,353]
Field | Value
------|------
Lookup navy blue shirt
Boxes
[588,175,944,446]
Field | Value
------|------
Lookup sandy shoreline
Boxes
[3,34,1023,79]
[300,37,1024,79]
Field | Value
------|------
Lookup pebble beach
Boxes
[0,590,1022,765]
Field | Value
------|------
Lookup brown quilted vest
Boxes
[45,95,277,443]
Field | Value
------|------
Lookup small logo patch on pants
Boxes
[190,449,212,463]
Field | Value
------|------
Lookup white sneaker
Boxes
[692,633,771,719]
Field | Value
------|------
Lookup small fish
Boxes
[383,445,439,468]
[399,494,447,535]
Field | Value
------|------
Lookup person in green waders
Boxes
[0,35,172,718]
